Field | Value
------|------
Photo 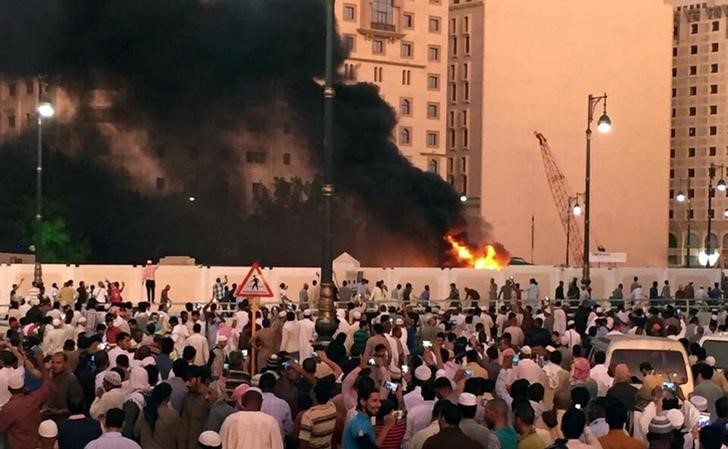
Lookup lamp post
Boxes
[705,163,726,267]
[315,0,338,346]
[582,93,611,285]
[566,194,584,266]
[34,88,54,286]
[675,178,693,267]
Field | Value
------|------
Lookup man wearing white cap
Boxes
[38,419,58,449]
[0,359,53,449]
[42,318,68,355]
[458,392,495,447]
[89,371,126,420]
[404,365,434,412]
[280,311,301,358]
[403,383,438,449]
[199,430,222,449]
[516,346,543,385]
[299,309,316,360]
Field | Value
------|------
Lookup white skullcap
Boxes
[352,311,362,320]
[103,371,122,387]
[8,372,24,390]
[415,365,432,382]
[303,309,312,317]
[706,356,716,367]
[690,395,708,412]
[545,345,556,353]
[666,409,685,429]
[78,317,87,323]
[435,369,448,380]
[596,307,603,314]
[278,311,286,318]
[521,346,532,355]
[198,430,221,447]
[458,392,478,407]
[38,420,58,438]
[217,334,229,343]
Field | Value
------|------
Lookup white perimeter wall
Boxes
[2,263,722,309]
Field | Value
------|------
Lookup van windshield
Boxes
[609,349,688,384]
[702,340,728,370]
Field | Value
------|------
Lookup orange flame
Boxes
[445,235,508,270]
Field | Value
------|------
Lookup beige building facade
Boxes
[668,1,728,268]
[336,0,449,174]
[449,0,673,266]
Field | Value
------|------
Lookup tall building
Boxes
[0,75,42,137]
[336,0,449,174]
[668,1,728,267]
[446,0,672,272]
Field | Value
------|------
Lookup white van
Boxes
[699,333,728,371]
[588,335,694,397]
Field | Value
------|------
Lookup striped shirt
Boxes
[299,402,338,449]
[375,421,407,449]
[142,265,158,281]
[224,369,251,402]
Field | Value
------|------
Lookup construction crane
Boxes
[534,131,584,266]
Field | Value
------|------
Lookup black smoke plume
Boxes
[0,0,466,265]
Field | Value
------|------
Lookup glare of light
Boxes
[459,195,467,203]
[597,113,612,133]
[572,203,582,217]
[723,208,728,218]
[718,179,727,192]
[698,250,719,267]
[37,99,54,118]
[188,196,196,202]
[676,191,686,202]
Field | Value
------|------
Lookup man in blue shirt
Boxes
[343,386,396,449]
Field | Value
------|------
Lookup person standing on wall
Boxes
[142,260,159,304]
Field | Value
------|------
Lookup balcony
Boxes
[370,21,396,32]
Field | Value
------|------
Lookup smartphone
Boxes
[464,369,473,378]
[242,349,248,358]
[368,358,376,366]
[423,340,433,348]
[384,381,398,392]
[401,365,409,374]
[575,403,582,410]
[512,355,520,366]
[311,351,319,359]
[699,412,711,428]
[224,363,229,371]
[283,361,292,369]
[663,381,676,392]
[99,343,108,350]
[395,410,404,419]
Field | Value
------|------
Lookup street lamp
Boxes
[34,90,54,286]
[566,193,584,266]
[673,179,693,267]
[459,195,467,203]
[572,202,582,217]
[582,93,611,285]
[676,191,686,203]
[315,0,337,346]
[706,163,726,267]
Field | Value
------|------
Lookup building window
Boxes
[156,177,165,191]
[671,128,676,137]
[712,63,719,73]
[428,159,438,174]
[710,146,717,156]
[690,65,697,75]
[673,47,678,57]
[373,39,384,54]
[8,84,16,97]
[450,36,457,55]
[462,129,469,147]
[691,45,698,54]
[689,127,696,136]
[427,102,439,119]
[426,131,439,147]
[447,175,454,185]
[672,88,676,98]
[691,23,699,34]
[448,129,455,148]
[462,62,469,79]
[711,105,718,115]
[461,110,468,126]
[670,148,675,158]
[283,153,291,165]
[25,80,33,95]
[448,111,455,127]
[400,98,412,116]
[373,66,383,82]
[689,106,696,116]
[343,4,356,21]
[450,18,456,34]
[428,45,440,61]
[401,42,413,58]
[252,182,264,198]
[246,151,266,163]
[403,13,414,29]
[690,86,697,96]
[464,35,470,54]
[712,42,720,52]
[672,68,677,77]
[669,210,674,220]
[450,82,457,101]
[7,114,15,128]
[670,169,674,178]
[687,209,694,219]
[688,147,696,157]
[399,127,411,145]
[464,16,469,32]
[372,0,394,27]
[688,168,695,177]
[447,157,454,173]
[427,74,440,90]
[463,81,470,101]
[343,35,355,53]
[672,108,676,118]
[713,21,720,31]
[711,84,719,94]
[449,64,456,79]
[401,70,411,85]
[343,63,357,80]
[710,126,717,135]
[428,16,440,33]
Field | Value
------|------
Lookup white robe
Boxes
[220,411,283,449]
[298,318,316,359]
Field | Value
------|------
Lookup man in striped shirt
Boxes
[299,379,338,449]
[141,260,158,303]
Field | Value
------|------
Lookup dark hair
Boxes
[562,407,587,439]
[716,397,728,419]
[594,350,606,365]
[604,397,628,429]
[193,323,201,333]
[701,425,724,449]
[701,364,715,380]
[357,386,378,409]
[440,402,463,426]
[514,402,535,426]
[182,346,197,361]
[105,408,125,428]
[528,383,545,402]
[172,359,188,378]
[259,372,277,391]
[314,379,334,404]
[549,350,562,365]
[143,383,172,431]
[486,346,499,360]
[571,387,590,409]
[68,398,85,415]
[63,339,75,351]
[116,332,130,343]
[510,379,530,401]
[160,337,174,355]
[145,365,159,385]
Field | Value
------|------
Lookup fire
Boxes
[445,235,509,270]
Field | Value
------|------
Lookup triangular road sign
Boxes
[235,263,274,298]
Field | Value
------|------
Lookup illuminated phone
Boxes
[464,369,473,378]
[401,365,409,374]
[512,355,520,366]
[384,381,398,391]
[242,349,248,358]
[368,358,376,366]
[423,340,433,348]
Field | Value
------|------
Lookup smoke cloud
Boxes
[0,0,468,265]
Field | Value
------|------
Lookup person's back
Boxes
[58,401,103,449]
[694,365,724,419]
[85,408,141,449]
[597,397,645,449]
[219,390,283,449]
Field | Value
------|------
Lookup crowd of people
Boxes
[1,273,728,449]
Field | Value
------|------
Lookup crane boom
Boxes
[534,131,584,266]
